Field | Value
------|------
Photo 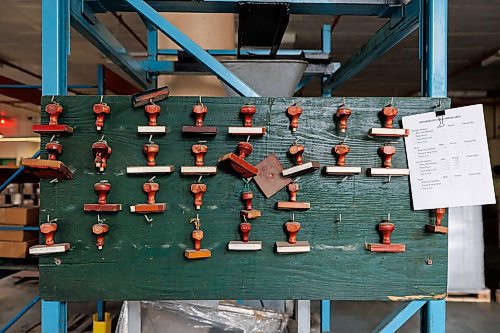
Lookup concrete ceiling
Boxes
[0,0,499,126]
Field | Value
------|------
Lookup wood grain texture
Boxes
[38,96,450,301]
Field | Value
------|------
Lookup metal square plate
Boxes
[253,154,292,198]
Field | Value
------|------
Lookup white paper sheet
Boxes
[402,104,496,210]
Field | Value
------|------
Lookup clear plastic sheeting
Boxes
[448,206,486,293]
[116,300,288,333]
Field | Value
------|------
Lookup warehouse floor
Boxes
[1,272,499,332]
[311,300,500,333]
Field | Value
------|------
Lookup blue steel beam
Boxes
[127,0,260,97]
[70,0,150,89]
[41,301,67,333]
[320,300,331,333]
[322,24,332,54]
[421,0,447,97]
[0,150,41,193]
[96,65,104,95]
[420,300,446,333]
[157,49,320,56]
[89,0,404,16]
[0,85,96,89]
[145,22,158,62]
[371,300,427,333]
[42,2,69,332]
[420,0,447,330]
[0,296,40,333]
[327,0,419,92]
[42,0,69,95]
[0,226,40,231]
[97,301,105,321]
[143,19,159,86]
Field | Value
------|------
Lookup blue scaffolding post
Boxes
[419,0,448,331]
[41,0,69,332]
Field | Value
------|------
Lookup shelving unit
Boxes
[33,0,448,332]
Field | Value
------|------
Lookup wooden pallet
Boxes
[446,288,491,303]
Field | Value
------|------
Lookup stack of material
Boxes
[0,183,39,206]
[0,206,39,258]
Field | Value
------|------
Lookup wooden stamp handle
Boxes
[378,146,396,168]
[382,106,398,128]
[143,182,159,205]
[145,104,161,126]
[240,104,256,127]
[285,221,301,244]
[192,144,208,166]
[192,104,207,127]
[45,142,62,161]
[286,105,303,132]
[435,208,446,226]
[379,222,394,245]
[333,144,350,167]
[40,222,58,246]
[45,103,63,126]
[191,184,207,210]
[192,230,204,251]
[241,191,253,211]
[143,143,159,167]
[94,182,111,205]
[237,142,253,159]
[93,103,110,130]
[240,222,252,242]
[289,145,304,165]
[288,183,299,202]
[336,106,352,133]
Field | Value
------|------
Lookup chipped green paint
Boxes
[38,96,450,301]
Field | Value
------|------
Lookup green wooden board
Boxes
[38,96,450,301]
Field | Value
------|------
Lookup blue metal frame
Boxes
[41,0,69,95]
[126,0,259,97]
[0,84,96,89]
[0,150,40,193]
[371,301,427,332]
[41,301,67,333]
[157,49,320,56]
[418,1,448,331]
[421,0,448,97]
[0,226,39,231]
[96,64,104,95]
[97,300,105,321]
[86,0,404,16]
[41,1,69,331]
[327,0,419,92]
[0,296,40,333]
[70,0,150,89]
[420,300,446,333]
[321,300,331,333]
[38,0,448,331]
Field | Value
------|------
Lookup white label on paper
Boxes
[402,104,496,210]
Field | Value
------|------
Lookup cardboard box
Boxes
[0,225,37,241]
[0,240,37,258]
[0,206,39,226]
